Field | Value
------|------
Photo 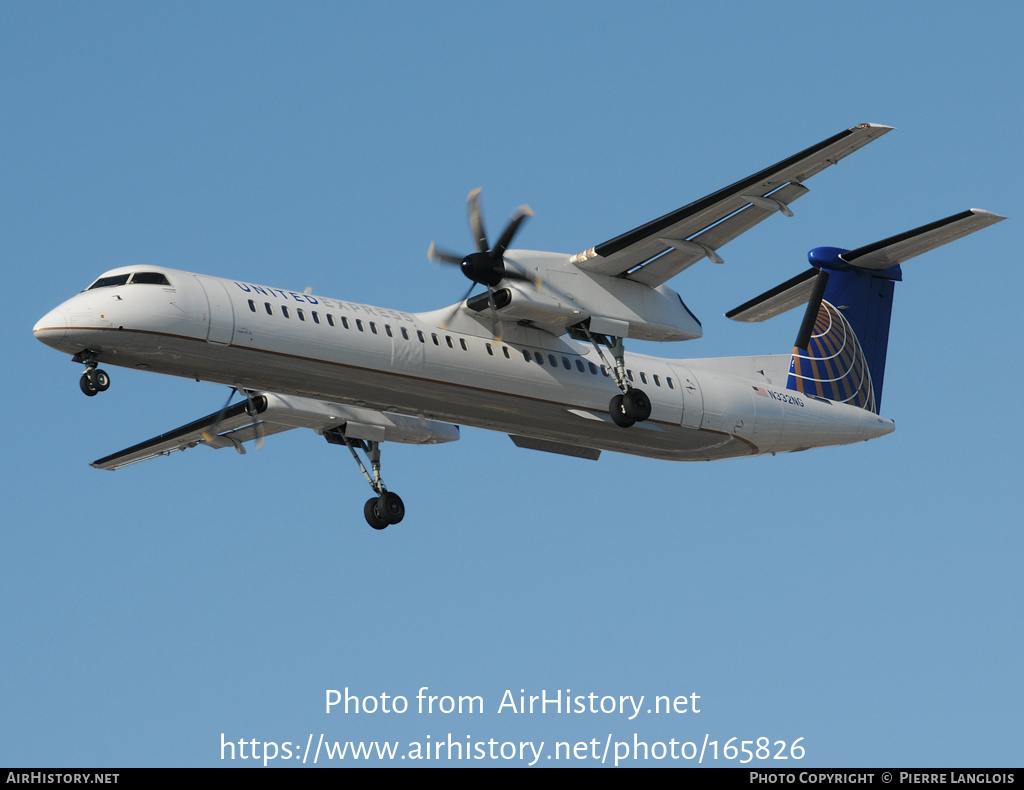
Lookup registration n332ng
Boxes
[33,124,1004,529]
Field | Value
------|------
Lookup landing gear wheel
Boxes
[622,388,651,422]
[79,372,99,397]
[609,394,635,428]
[378,491,405,525]
[79,368,110,396]
[93,369,110,392]
[364,498,390,530]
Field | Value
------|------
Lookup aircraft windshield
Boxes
[86,272,171,290]
[87,274,130,290]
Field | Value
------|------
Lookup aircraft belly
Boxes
[95,329,759,462]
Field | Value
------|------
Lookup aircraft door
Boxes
[669,364,703,429]
[195,276,235,345]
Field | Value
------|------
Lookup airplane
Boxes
[33,123,1004,529]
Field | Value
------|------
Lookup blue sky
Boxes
[2,1,1021,767]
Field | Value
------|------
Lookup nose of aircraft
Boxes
[33,307,68,347]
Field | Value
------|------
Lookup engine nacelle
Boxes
[477,286,587,328]
[502,250,703,342]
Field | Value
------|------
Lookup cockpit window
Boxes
[86,271,171,290]
[130,272,171,285]
[87,274,131,290]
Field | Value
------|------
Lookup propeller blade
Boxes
[467,188,488,253]
[434,191,542,316]
[202,387,238,443]
[439,281,476,331]
[502,267,543,291]
[428,241,463,266]
[486,288,503,343]
[492,206,533,257]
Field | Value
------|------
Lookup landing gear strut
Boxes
[581,331,651,428]
[326,429,406,530]
[74,352,110,397]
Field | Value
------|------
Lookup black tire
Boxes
[364,498,389,530]
[623,388,651,422]
[609,394,635,428]
[378,492,405,525]
[94,369,110,392]
[79,373,99,397]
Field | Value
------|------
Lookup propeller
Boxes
[429,189,539,338]
[202,387,265,451]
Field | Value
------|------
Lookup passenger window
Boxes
[562,357,571,370]
[370,322,377,334]
[653,374,661,387]
[432,333,440,346]
[248,299,256,312]
[626,369,634,382]
[548,354,557,367]
[265,302,273,316]
[356,319,364,331]
[385,324,393,337]
[312,311,320,324]
[282,306,290,318]
[327,314,335,327]
[534,352,543,364]
[341,316,350,329]
[446,336,454,349]
[460,338,468,351]
[486,343,494,356]
[297,308,305,321]
[667,377,675,390]
[417,330,425,343]
[640,372,647,384]
[503,347,511,359]
[523,350,532,362]
[589,362,598,375]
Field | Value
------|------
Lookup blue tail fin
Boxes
[787,253,899,413]
[727,210,1005,414]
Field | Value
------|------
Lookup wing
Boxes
[92,393,459,470]
[570,123,893,287]
[91,394,287,469]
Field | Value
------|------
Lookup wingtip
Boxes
[968,208,1007,222]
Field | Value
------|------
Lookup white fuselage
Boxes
[33,265,894,461]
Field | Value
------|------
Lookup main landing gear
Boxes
[582,332,652,428]
[325,429,406,530]
[74,352,110,397]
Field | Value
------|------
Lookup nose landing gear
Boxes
[74,353,110,396]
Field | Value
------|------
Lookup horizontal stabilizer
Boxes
[726,268,818,322]
[841,209,1005,270]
